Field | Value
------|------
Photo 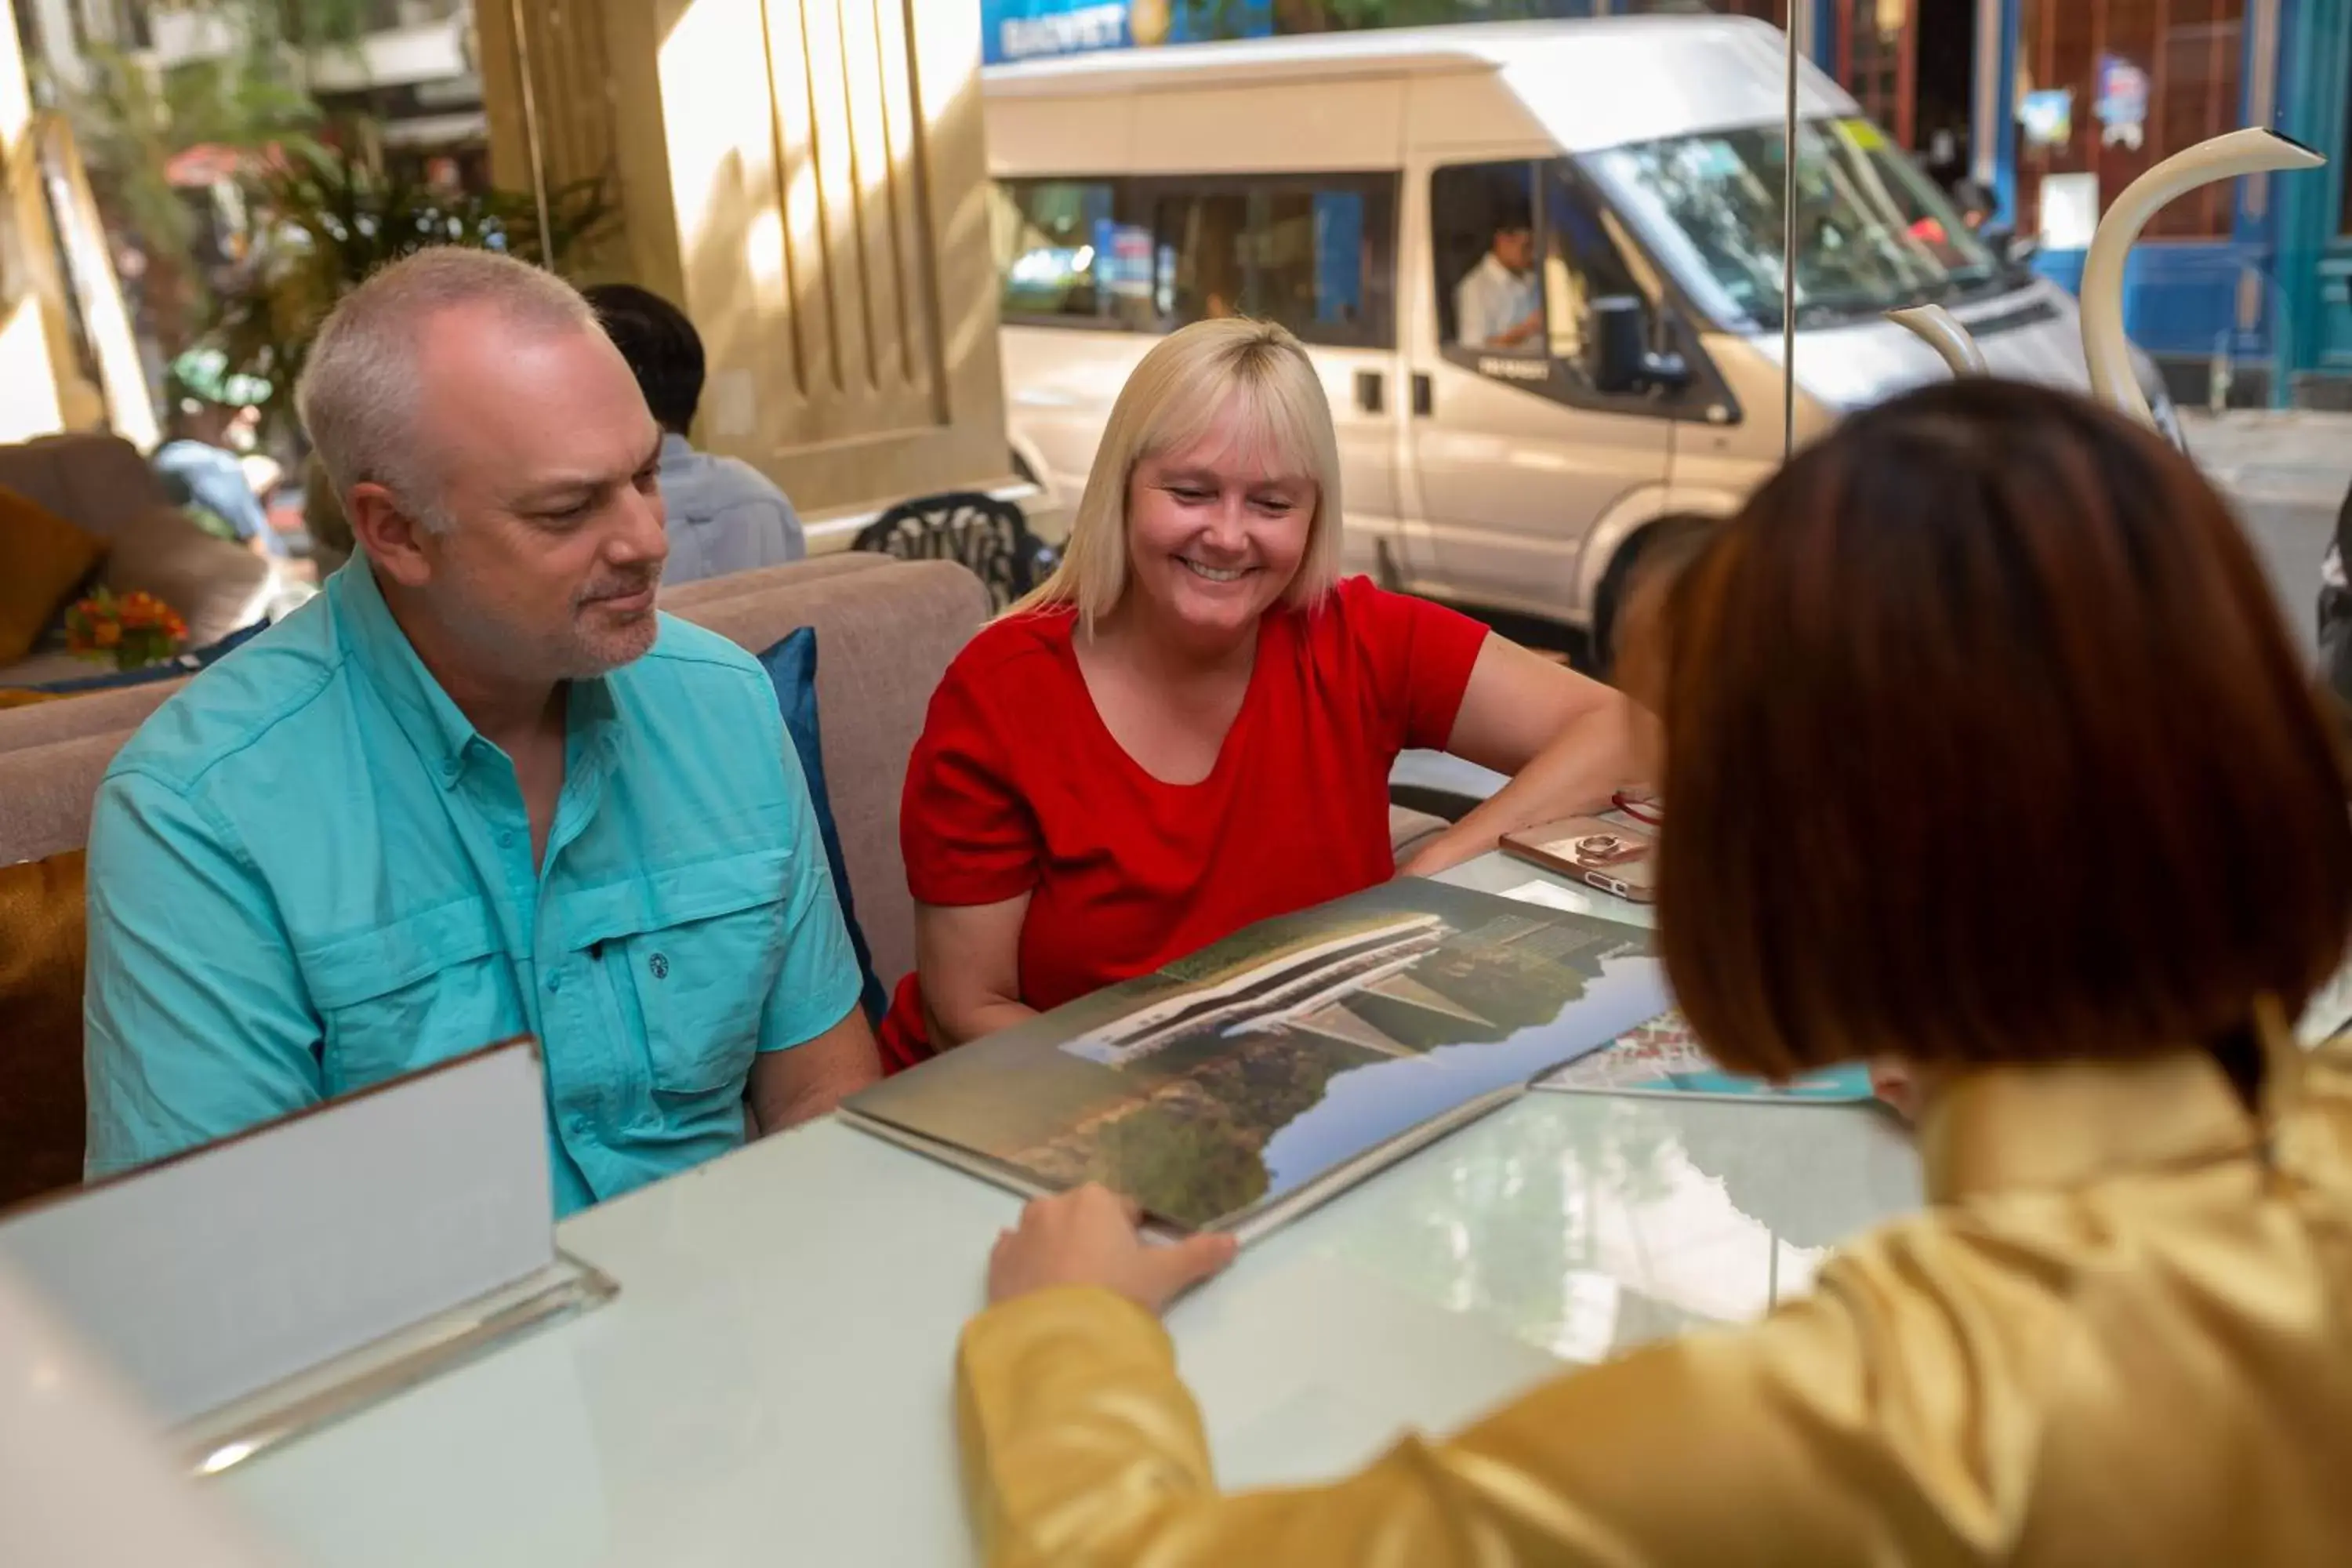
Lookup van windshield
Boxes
[1582,116,2005,332]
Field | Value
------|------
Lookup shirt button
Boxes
[498,829,515,848]
[567,1116,591,1135]
[546,971,563,994]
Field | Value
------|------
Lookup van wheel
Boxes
[1591,515,1715,682]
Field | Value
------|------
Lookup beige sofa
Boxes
[2,554,989,994]
[0,433,279,688]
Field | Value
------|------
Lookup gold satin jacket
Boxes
[957,1043,2352,1565]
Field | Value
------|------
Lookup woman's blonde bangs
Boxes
[1008,318,1345,630]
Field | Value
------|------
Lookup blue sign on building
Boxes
[981,0,1270,67]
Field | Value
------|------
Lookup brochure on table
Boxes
[844,879,1668,1242]
[1537,1010,1875,1103]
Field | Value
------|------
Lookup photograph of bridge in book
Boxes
[845,880,1666,1232]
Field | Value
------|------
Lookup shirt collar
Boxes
[1920,1049,2264,1204]
[659,431,697,466]
[331,559,621,789]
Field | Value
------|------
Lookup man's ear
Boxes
[346,482,437,587]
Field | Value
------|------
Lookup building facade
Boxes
[1798,0,2347,409]
[979,0,2352,407]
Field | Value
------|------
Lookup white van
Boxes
[984,15,2180,653]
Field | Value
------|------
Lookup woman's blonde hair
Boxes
[1012,317,1345,630]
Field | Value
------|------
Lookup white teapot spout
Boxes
[1887,304,1988,376]
[2081,127,2324,427]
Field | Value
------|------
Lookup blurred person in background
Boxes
[300,452,353,579]
[152,400,284,558]
[583,282,805,583]
[2319,482,2352,711]
[951,378,2352,1566]
[1951,177,1996,233]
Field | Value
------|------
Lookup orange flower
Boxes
[94,622,121,648]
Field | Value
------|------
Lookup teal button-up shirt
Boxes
[83,563,862,1214]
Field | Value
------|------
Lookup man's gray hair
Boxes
[295,246,600,532]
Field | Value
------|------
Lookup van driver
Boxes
[1456,205,1544,351]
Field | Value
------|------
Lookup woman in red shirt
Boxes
[878,318,1642,1069]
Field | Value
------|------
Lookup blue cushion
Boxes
[753,627,889,1026]
[10,618,270,695]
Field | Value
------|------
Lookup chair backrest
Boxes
[0,680,191,757]
[677,557,988,986]
[852,492,1044,614]
[0,434,165,538]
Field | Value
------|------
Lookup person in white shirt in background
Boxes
[1454,204,1544,352]
[583,283,806,584]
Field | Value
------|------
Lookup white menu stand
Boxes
[0,1040,613,1476]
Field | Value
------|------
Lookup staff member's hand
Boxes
[987,1185,1238,1314]
[1868,1058,1929,1123]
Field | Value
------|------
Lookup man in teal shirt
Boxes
[83,249,880,1214]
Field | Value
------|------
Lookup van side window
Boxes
[1147,176,1395,349]
[993,180,1139,325]
[1432,162,1544,354]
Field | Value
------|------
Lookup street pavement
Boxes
[2183,409,2352,658]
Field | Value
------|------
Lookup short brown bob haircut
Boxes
[1651,378,2352,1080]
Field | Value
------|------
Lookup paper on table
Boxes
[1495,877,1653,930]
[1537,1010,1875,1103]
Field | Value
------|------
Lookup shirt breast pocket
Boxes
[575,851,790,1098]
[299,902,516,1095]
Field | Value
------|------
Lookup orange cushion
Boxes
[0,689,66,710]
[0,488,107,666]
[0,848,86,1211]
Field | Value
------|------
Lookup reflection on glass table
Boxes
[1293,1090,1921,1367]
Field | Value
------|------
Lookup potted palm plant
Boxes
[205,145,617,440]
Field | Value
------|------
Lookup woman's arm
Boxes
[956,1188,2005,1568]
[1399,637,1650,877]
[913,893,1038,1050]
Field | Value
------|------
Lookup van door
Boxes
[1408,159,1679,628]
[1141,173,1407,584]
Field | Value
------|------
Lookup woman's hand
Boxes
[1868,1058,1932,1123]
[988,1185,1239,1313]
[1411,640,1650,872]
[1396,831,1486,880]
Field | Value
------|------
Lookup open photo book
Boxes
[840,879,1668,1244]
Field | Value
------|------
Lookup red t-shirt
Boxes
[877,575,1488,1071]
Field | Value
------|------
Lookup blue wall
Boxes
[2270,0,2352,390]
[2031,241,2273,360]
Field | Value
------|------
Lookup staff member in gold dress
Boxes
[952,379,2352,1566]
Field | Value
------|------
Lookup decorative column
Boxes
[2268,0,2350,404]
[0,0,104,440]
[476,0,1011,523]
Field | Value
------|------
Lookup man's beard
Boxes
[561,566,664,677]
